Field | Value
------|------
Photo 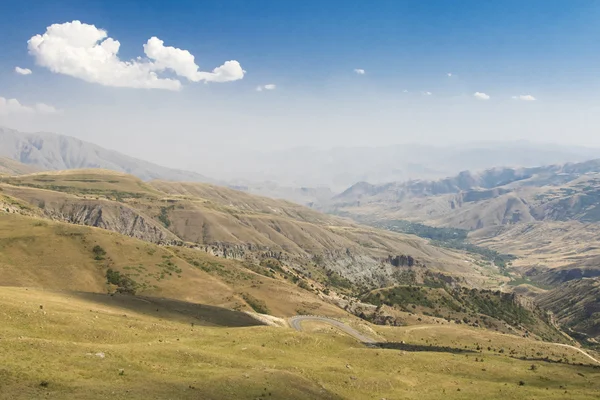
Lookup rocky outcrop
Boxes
[45,201,178,244]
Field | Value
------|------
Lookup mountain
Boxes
[1,170,596,398]
[331,159,600,228]
[194,142,600,190]
[0,126,213,183]
[0,169,490,289]
[329,159,600,343]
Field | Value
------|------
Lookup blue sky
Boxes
[1,0,599,170]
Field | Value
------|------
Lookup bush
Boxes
[297,279,312,292]
[240,292,270,314]
[106,268,138,294]
[92,245,106,260]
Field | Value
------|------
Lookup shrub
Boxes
[240,293,269,314]
[106,268,138,294]
[92,245,106,260]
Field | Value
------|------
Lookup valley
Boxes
[327,159,600,348]
[1,143,600,398]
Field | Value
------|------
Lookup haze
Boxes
[1,1,600,186]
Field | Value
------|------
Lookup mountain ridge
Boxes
[0,126,214,183]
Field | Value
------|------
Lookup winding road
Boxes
[553,343,600,365]
[289,316,600,365]
[288,316,377,344]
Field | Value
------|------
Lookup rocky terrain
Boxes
[0,169,490,290]
[326,159,600,345]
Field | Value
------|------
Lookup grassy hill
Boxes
[0,212,345,318]
[2,286,600,400]
[362,284,565,343]
[0,169,490,289]
[2,169,600,398]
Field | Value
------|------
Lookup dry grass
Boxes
[2,287,600,400]
[0,213,345,318]
[0,169,494,286]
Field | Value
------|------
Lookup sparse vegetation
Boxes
[106,268,138,294]
[92,245,106,260]
[158,205,172,228]
[240,292,270,314]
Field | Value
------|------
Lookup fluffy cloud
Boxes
[15,67,32,75]
[0,96,60,115]
[474,92,490,100]
[256,84,276,92]
[447,72,452,77]
[512,95,536,101]
[27,20,245,91]
[354,68,365,75]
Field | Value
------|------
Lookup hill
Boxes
[0,169,490,289]
[2,171,600,398]
[3,286,600,399]
[332,159,600,228]
[537,278,600,346]
[0,212,345,318]
[330,160,600,266]
[0,127,213,183]
[0,156,40,175]
[328,160,600,343]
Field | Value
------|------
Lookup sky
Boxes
[1,0,600,171]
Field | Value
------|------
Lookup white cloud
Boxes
[15,67,32,75]
[423,91,432,96]
[402,89,409,93]
[256,84,276,92]
[0,97,34,115]
[27,20,245,91]
[143,37,244,84]
[474,92,490,100]
[0,96,60,115]
[447,72,452,77]
[354,68,365,75]
[512,94,536,101]
[35,103,61,114]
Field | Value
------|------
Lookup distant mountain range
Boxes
[197,142,600,190]
[0,126,213,183]
[3,126,600,207]
[327,158,600,344]
[331,158,600,228]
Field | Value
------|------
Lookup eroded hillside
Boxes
[0,169,491,289]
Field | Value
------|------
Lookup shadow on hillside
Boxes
[373,342,476,354]
[71,292,265,328]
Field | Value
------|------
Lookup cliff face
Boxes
[46,202,178,244]
[0,186,178,244]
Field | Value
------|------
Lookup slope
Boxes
[0,156,41,175]
[0,126,213,182]
[3,286,600,400]
[0,169,489,288]
[537,278,600,346]
[0,212,345,318]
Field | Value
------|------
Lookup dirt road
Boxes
[288,316,377,344]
